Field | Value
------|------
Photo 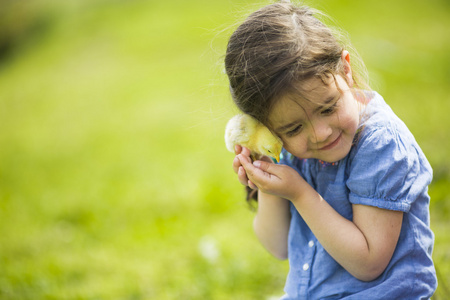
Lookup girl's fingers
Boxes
[232,147,256,187]
[240,146,251,158]
[238,155,280,186]
[232,145,252,174]
[234,144,242,155]
[239,165,257,189]
[238,166,250,186]
[232,156,241,174]
[248,179,258,190]
[237,154,264,182]
[232,153,252,173]
[252,160,274,174]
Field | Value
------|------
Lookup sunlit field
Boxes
[0,0,449,298]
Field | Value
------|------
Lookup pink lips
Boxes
[319,133,342,151]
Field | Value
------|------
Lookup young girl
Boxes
[225,1,437,299]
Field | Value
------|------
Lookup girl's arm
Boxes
[233,147,291,260]
[253,190,291,260]
[238,155,403,281]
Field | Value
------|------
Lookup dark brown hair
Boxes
[225,1,369,126]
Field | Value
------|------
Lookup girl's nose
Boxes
[309,120,332,144]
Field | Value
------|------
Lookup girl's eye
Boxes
[287,125,302,137]
[321,103,338,115]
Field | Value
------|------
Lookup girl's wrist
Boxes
[293,187,319,211]
[289,179,314,205]
[258,189,288,203]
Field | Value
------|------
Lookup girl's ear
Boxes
[341,50,353,87]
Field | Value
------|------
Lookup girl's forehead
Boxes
[293,75,337,98]
[268,98,302,128]
[272,77,336,111]
[268,76,344,128]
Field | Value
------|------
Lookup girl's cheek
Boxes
[284,137,305,155]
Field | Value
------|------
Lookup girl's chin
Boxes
[314,143,352,162]
[288,142,352,162]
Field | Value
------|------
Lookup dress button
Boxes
[303,263,309,271]
[308,240,314,247]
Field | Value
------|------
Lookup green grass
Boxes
[0,0,449,298]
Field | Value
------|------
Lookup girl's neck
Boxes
[353,88,373,114]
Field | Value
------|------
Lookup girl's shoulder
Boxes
[354,91,417,154]
[346,92,432,211]
[360,92,403,130]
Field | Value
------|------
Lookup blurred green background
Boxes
[0,0,449,298]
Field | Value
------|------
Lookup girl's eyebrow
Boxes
[313,95,338,113]
[276,119,302,132]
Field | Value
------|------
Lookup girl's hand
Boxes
[232,145,273,190]
[237,153,306,201]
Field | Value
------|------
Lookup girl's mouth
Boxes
[319,133,342,151]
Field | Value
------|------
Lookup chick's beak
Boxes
[275,154,280,163]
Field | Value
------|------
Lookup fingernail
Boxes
[253,161,261,168]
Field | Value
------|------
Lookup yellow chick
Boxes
[225,114,283,162]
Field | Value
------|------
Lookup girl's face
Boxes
[269,74,364,163]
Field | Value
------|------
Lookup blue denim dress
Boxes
[279,92,437,299]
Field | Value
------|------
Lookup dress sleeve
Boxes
[346,124,432,212]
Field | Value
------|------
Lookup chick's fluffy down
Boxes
[225,114,283,161]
